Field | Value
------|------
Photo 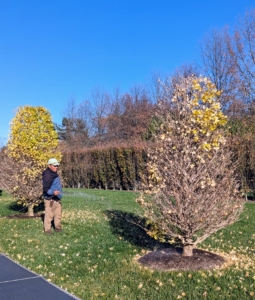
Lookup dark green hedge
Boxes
[61,145,148,190]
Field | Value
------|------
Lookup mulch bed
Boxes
[138,248,225,271]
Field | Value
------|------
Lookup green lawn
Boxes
[0,189,255,299]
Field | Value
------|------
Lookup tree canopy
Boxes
[1,106,61,216]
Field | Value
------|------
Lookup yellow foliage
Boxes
[189,78,227,151]
[147,77,227,187]
[8,106,61,165]
[7,106,62,205]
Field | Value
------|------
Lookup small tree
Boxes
[1,106,61,216]
[137,75,244,256]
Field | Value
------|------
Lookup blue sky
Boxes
[0,0,254,143]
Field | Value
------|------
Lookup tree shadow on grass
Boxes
[105,209,225,271]
[7,201,45,218]
[0,190,2,196]
[105,209,173,251]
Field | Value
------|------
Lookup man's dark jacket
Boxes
[42,168,62,199]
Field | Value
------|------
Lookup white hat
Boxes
[47,158,59,166]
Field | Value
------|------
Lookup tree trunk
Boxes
[27,205,34,217]
[182,244,194,256]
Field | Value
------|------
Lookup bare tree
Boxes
[59,86,154,146]
[57,98,91,147]
[200,28,240,112]
[105,86,155,141]
[0,138,7,149]
[0,148,42,205]
[137,75,244,256]
[145,71,163,104]
[104,88,125,141]
[229,9,255,104]
[89,87,111,142]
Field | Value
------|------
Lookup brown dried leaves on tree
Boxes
[137,75,244,256]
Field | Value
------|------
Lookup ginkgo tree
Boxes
[137,75,244,257]
[1,106,61,216]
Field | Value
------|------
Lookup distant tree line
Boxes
[54,8,255,193]
[55,85,157,147]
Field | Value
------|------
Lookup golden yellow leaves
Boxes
[200,178,216,189]
[201,142,211,151]
[8,105,61,163]
[155,78,227,157]
[146,77,227,191]
[6,105,62,206]
[136,193,145,205]
[188,79,227,152]
[147,162,162,186]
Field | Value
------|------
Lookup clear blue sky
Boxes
[0,0,254,143]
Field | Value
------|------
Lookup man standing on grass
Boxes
[42,158,63,234]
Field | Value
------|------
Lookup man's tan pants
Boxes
[44,200,62,233]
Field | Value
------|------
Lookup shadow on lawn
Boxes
[105,209,172,251]
[8,201,45,214]
[0,190,2,196]
[106,210,226,271]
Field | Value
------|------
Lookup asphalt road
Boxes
[0,253,80,300]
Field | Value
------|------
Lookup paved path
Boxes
[0,253,80,300]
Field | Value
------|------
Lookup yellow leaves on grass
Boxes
[62,209,99,224]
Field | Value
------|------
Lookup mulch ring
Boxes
[138,247,225,271]
[6,213,44,219]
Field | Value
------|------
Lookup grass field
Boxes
[0,188,255,299]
